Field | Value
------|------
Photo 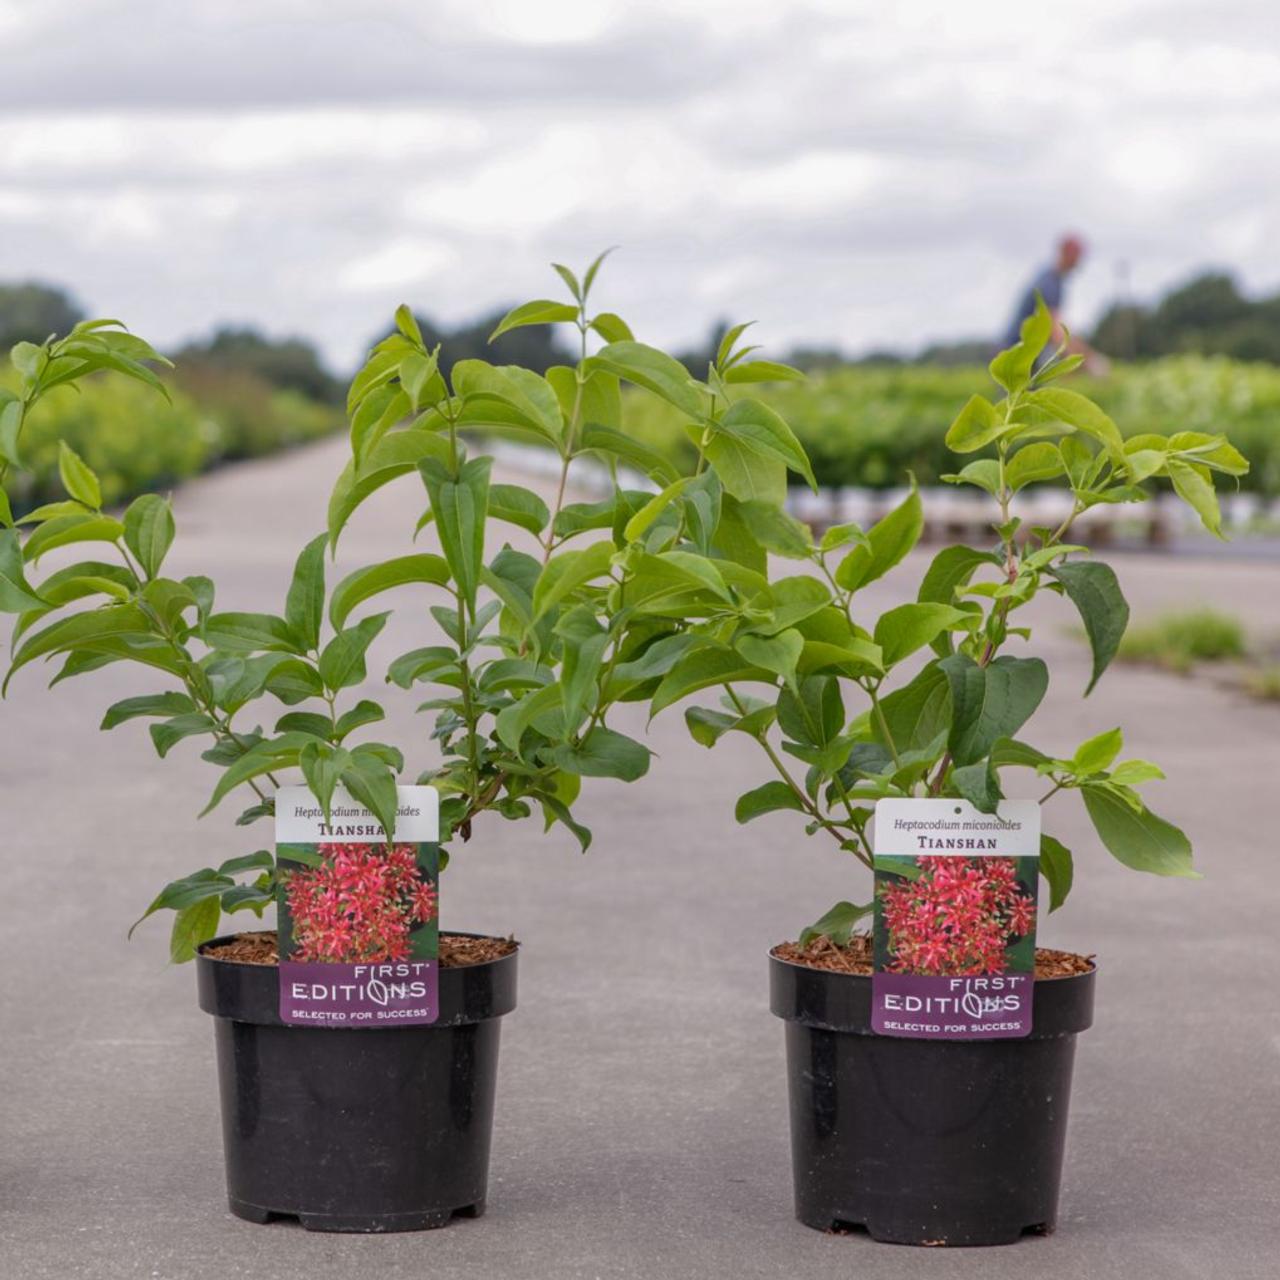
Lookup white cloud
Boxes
[0,0,1276,369]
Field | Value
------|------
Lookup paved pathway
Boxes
[1,437,1277,1278]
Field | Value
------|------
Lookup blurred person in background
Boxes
[1002,233,1111,375]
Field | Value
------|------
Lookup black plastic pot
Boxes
[770,952,1095,1246]
[196,932,517,1233]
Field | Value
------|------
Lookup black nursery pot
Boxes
[770,953,1095,1246]
[195,933,517,1233]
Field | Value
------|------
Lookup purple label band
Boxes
[279,959,439,1027]
[871,971,1032,1040]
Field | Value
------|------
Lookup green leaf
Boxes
[123,495,176,580]
[589,340,703,417]
[169,895,224,964]
[540,793,593,851]
[735,499,813,559]
[548,726,651,782]
[650,646,774,716]
[1110,759,1165,786]
[149,713,218,758]
[1040,833,1074,912]
[300,741,352,824]
[835,482,922,592]
[589,312,633,343]
[875,660,951,756]
[555,606,609,732]
[714,398,816,490]
[496,682,563,754]
[284,534,326,653]
[734,780,804,823]
[329,554,450,630]
[939,653,1049,766]
[264,658,326,704]
[1166,459,1223,538]
[419,455,490,609]
[944,394,1003,453]
[951,758,1002,814]
[799,900,873,947]
[1048,559,1129,695]
[578,423,680,485]
[58,442,101,509]
[1007,442,1065,490]
[200,734,312,816]
[201,612,300,654]
[532,540,614,622]
[328,429,452,549]
[623,476,691,543]
[1081,787,1197,877]
[0,529,45,613]
[723,359,805,384]
[703,431,785,504]
[873,602,969,667]
[489,299,580,341]
[989,294,1052,393]
[101,691,196,730]
[735,629,803,686]
[318,612,390,691]
[22,513,125,563]
[333,699,386,740]
[488,483,550,537]
[341,757,401,838]
[917,545,996,655]
[777,674,843,747]
[1072,727,1123,776]
[1027,386,1125,459]
[5,602,152,691]
[217,850,274,876]
[453,360,564,445]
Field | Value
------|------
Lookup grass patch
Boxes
[1118,608,1247,673]
[1244,666,1280,701]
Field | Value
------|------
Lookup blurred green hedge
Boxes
[626,355,1280,495]
[3,363,341,513]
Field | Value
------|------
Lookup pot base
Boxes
[803,1208,1054,1247]
[228,1196,486,1233]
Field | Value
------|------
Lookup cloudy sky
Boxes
[0,0,1277,371]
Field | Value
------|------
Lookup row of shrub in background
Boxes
[625,354,1280,496]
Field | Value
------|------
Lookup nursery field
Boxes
[628,354,1280,497]
[1,438,1278,1279]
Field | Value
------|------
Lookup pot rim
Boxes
[767,945,1097,983]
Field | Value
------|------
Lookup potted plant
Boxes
[651,299,1248,1245]
[1,255,814,1231]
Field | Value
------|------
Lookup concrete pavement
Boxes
[1,436,1278,1279]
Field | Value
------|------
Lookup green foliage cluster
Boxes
[1117,608,1247,673]
[0,275,1251,959]
[625,355,1277,497]
[661,297,1247,939]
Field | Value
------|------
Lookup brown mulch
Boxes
[773,933,1094,980]
[202,931,518,968]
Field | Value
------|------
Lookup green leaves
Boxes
[58,442,102,509]
[835,482,922,592]
[799,900,873,947]
[1027,386,1125,460]
[548,727,651,782]
[1081,786,1197,878]
[589,341,703,417]
[939,654,1048,766]
[419,456,490,610]
[488,483,550,537]
[945,395,1004,453]
[123,495,175,580]
[1040,834,1074,912]
[873,602,968,667]
[1048,559,1128,694]
[713,398,817,491]
[329,554,450,630]
[284,535,326,652]
[319,612,389,691]
[489,299,580,341]
[0,530,44,614]
[532,540,614,622]
[735,780,804,823]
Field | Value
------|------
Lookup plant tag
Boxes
[871,798,1040,1040]
[275,785,440,1028]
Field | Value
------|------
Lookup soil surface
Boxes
[773,932,1095,979]
[202,930,518,968]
